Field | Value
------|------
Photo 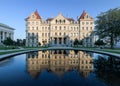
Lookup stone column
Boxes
[2,31,5,41]
[6,32,9,38]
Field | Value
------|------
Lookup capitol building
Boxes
[25,10,94,47]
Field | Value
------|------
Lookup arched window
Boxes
[56,20,57,24]
[63,20,65,23]
[59,20,62,23]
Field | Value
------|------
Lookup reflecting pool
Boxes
[0,50,120,86]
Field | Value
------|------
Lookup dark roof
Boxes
[46,18,53,21]
[79,10,87,19]
[67,18,74,21]
[0,23,15,30]
[79,10,93,19]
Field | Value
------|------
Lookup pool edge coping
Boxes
[0,47,120,61]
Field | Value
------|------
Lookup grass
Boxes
[0,46,19,50]
[99,49,120,54]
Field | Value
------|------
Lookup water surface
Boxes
[0,50,120,86]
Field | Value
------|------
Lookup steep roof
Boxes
[34,10,41,19]
[25,10,41,20]
[79,10,93,20]
[0,23,15,30]
[79,10,87,19]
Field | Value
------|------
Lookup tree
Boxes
[3,37,14,46]
[38,42,41,46]
[74,38,79,46]
[95,39,106,47]
[95,8,120,48]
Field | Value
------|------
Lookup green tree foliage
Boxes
[95,8,120,48]
[3,37,14,46]
[95,39,106,46]
[73,38,79,46]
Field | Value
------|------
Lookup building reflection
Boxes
[26,50,94,79]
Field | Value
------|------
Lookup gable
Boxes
[50,13,71,24]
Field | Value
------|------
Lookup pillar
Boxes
[2,31,5,41]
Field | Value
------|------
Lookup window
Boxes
[82,27,84,30]
[32,27,34,30]
[56,20,57,24]
[45,33,47,36]
[82,22,84,25]
[64,32,66,36]
[55,32,57,36]
[63,20,65,23]
[55,26,57,30]
[60,20,62,23]
[59,26,61,30]
[59,33,61,36]
[45,27,47,30]
[71,27,73,30]
[86,15,89,18]
[86,22,89,25]
[36,27,38,30]
[90,22,93,25]
[42,33,44,37]
[74,33,76,36]
[64,26,66,30]
[42,27,44,30]
[32,33,34,36]
[90,27,92,30]
[86,27,88,30]
[28,33,30,36]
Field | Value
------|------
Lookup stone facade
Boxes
[25,10,94,47]
[0,23,14,45]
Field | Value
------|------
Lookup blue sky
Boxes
[0,0,120,40]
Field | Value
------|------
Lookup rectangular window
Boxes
[42,33,44,37]
[82,27,84,30]
[86,27,88,30]
[82,22,84,25]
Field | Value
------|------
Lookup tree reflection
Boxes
[94,56,120,86]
